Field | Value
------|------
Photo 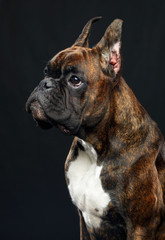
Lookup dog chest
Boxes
[66,140,110,228]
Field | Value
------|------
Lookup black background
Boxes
[1,0,165,239]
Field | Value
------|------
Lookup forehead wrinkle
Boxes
[50,47,92,75]
[64,50,84,62]
[61,52,87,73]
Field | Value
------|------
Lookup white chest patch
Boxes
[67,139,110,229]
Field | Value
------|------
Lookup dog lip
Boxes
[35,118,53,129]
[26,99,32,113]
[26,91,39,113]
[30,101,46,120]
[57,124,71,135]
[26,97,80,135]
[28,100,53,129]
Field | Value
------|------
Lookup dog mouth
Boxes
[27,101,53,129]
[26,100,72,135]
[56,124,71,135]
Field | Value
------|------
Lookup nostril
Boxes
[44,81,53,89]
[40,79,55,89]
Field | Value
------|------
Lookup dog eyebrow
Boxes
[63,65,78,75]
[46,62,62,78]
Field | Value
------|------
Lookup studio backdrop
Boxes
[0,0,165,239]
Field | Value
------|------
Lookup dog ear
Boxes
[73,16,102,48]
[95,19,123,75]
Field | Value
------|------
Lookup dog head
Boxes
[26,17,123,136]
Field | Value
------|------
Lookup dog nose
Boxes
[40,78,56,89]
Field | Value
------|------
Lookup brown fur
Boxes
[50,42,165,239]
[26,18,165,239]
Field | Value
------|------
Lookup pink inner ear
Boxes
[109,42,121,74]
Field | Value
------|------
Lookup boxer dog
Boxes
[26,17,165,239]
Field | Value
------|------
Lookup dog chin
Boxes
[56,123,72,135]
[34,118,53,130]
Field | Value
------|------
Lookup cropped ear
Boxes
[73,16,102,48]
[95,19,123,75]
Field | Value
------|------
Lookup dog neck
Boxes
[78,77,161,160]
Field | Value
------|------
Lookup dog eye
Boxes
[68,75,82,88]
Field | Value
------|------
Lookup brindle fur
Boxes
[26,18,165,239]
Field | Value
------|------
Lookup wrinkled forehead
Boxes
[48,46,94,73]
